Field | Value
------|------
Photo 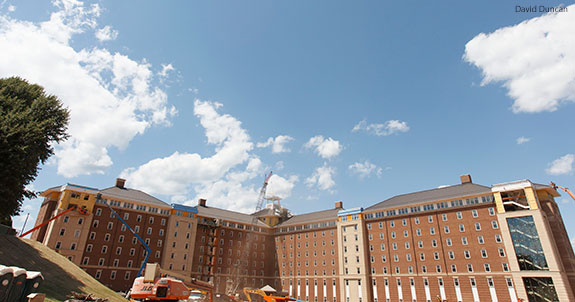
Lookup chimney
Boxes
[460,174,472,184]
[198,198,207,207]
[335,201,343,209]
[115,178,126,189]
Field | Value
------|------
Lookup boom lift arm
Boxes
[96,193,151,277]
[550,182,575,202]
[20,205,88,238]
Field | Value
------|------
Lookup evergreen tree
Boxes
[0,77,70,225]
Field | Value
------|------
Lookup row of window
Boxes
[94,269,132,281]
[364,196,494,220]
[371,234,503,252]
[363,262,510,275]
[95,199,170,215]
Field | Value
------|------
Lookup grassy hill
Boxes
[0,234,128,302]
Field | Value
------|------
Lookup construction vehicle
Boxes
[243,287,295,302]
[550,182,575,202]
[19,204,88,238]
[129,263,214,302]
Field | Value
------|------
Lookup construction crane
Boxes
[256,171,273,212]
[550,182,575,202]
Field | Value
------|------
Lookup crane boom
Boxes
[255,171,273,212]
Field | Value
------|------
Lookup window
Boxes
[495,234,502,243]
[462,237,468,245]
[502,263,509,272]
[405,242,410,249]
[391,232,396,239]
[492,220,499,229]
[434,252,439,260]
[147,227,152,235]
[125,272,131,280]
[124,213,129,220]
[475,222,481,231]
[414,217,420,224]
[448,251,455,259]
[392,243,397,250]
[432,239,437,247]
[116,247,122,255]
[444,226,450,234]
[98,258,104,266]
[446,238,452,246]
[478,236,485,244]
[456,211,462,219]
[420,253,425,261]
[451,264,457,272]
[430,227,435,235]
[119,235,124,243]
[418,241,423,248]
[95,270,101,279]
[390,220,395,227]
[55,242,62,249]
[464,250,471,259]
[82,257,89,265]
[86,244,93,252]
[481,249,488,258]
[59,228,65,236]
[472,209,478,218]
[137,215,142,222]
[428,215,433,223]
[442,214,447,221]
[104,233,110,241]
[101,246,108,254]
[488,207,495,216]
[113,259,119,267]
[467,264,473,272]
[95,208,102,216]
[127,260,133,268]
[459,224,465,232]
[421,265,427,273]
[63,216,70,223]
[403,230,408,237]
[484,263,491,272]
[436,265,441,273]
[402,219,407,226]
[499,248,506,257]
[416,228,421,236]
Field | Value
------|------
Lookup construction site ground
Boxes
[0,234,128,302]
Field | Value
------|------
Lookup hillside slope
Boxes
[0,234,128,302]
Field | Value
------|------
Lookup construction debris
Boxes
[65,291,109,302]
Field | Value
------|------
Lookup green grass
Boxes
[0,234,128,302]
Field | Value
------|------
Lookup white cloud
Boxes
[257,135,294,153]
[464,6,575,113]
[516,136,531,144]
[304,136,342,159]
[546,154,575,175]
[95,25,117,41]
[306,164,336,191]
[121,100,253,196]
[348,160,382,179]
[7,5,15,12]
[352,119,410,136]
[159,63,174,78]
[0,0,176,177]
[266,174,298,200]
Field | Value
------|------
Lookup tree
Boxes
[0,77,70,225]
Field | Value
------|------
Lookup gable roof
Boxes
[100,186,170,208]
[366,183,492,211]
[277,208,340,227]
[196,206,268,227]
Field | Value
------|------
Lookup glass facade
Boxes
[507,216,548,270]
[523,277,559,302]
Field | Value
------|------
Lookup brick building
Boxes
[30,175,575,301]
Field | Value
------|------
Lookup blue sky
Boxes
[1,0,574,240]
